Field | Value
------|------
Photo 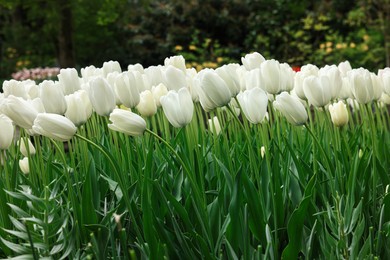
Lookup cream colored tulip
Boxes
[328,101,349,127]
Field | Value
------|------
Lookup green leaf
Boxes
[282,173,317,259]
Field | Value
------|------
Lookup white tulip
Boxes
[241,52,265,70]
[32,113,77,141]
[114,72,140,108]
[65,90,93,126]
[102,60,122,77]
[164,55,187,72]
[164,65,187,91]
[18,137,36,157]
[0,114,14,150]
[216,63,241,97]
[19,157,30,174]
[136,90,157,117]
[208,116,221,135]
[237,87,268,124]
[88,77,116,116]
[273,92,308,125]
[57,68,81,95]
[152,83,168,107]
[2,95,39,130]
[160,88,194,128]
[303,75,332,107]
[328,101,349,127]
[108,108,146,136]
[348,68,374,104]
[39,80,67,114]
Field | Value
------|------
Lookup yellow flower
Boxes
[363,34,370,41]
[216,57,224,63]
[350,42,356,48]
[326,47,333,53]
[361,44,369,51]
[175,45,183,51]
[335,43,343,49]
[326,42,333,48]
[319,43,325,49]
[189,45,197,51]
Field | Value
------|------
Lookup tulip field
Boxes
[1,53,390,259]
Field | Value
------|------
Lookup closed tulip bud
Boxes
[370,73,383,101]
[160,88,194,128]
[260,146,266,158]
[303,75,332,107]
[216,63,241,97]
[164,55,187,72]
[32,113,77,141]
[108,108,146,136]
[39,80,67,114]
[348,68,374,104]
[65,90,93,126]
[198,70,232,111]
[152,83,168,107]
[237,87,268,124]
[136,90,157,117]
[114,72,140,108]
[208,116,221,135]
[57,68,81,95]
[328,101,349,127]
[19,157,30,174]
[319,65,342,100]
[280,63,295,92]
[339,77,353,100]
[273,92,308,125]
[2,95,39,130]
[88,77,116,116]
[128,63,144,73]
[243,68,262,91]
[144,65,164,87]
[18,137,36,156]
[241,52,265,70]
[260,59,283,95]
[102,60,122,77]
[380,69,390,95]
[164,65,187,91]
[0,114,14,150]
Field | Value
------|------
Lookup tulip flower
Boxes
[164,65,187,91]
[237,87,268,124]
[328,101,349,127]
[160,88,194,128]
[57,68,81,95]
[370,73,383,101]
[18,137,36,157]
[260,59,284,95]
[381,69,390,95]
[198,70,232,111]
[260,146,266,158]
[208,116,222,135]
[319,65,342,100]
[279,63,295,92]
[152,83,168,107]
[136,90,157,117]
[19,157,30,174]
[64,90,93,126]
[32,113,77,142]
[273,92,308,125]
[241,52,265,70]
[303,75,332,107]
[0,114,14,150]
[216,63,241,97]
[348,68,374,104]
[2,95,39,130]
[114,72,140,108]
[338,61,352,77]
[102,60,122,77]
[3,79,29,99]
[144,65,164,87]
[108,108,146,136]
[128,63,144,74]
[39,80,67,114]
[164,55,187,72]
[88,77,116,116]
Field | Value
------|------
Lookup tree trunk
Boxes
[58,0,75,68]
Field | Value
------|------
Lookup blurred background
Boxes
[0,0,389,85]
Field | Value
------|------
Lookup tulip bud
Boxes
[136,90,157,117]
[164,65,187,91]
[303,75,332,107]
[57,68,81,95]
[370,73,383,101]
[0,114,14,150]
[160,88,194,128]
[260,59,284,95]
[3,79,29,99]
[241,52,265,70]
[208,116,221,135]
[260,146,266,158]
[319,65,342,100]
[348,68,374,104]
[18,137,36,156]
[273,92,308,125]
[19,157,30,174]
[65,90,93,126]
[39,80,67,114]
[144,65,164,87]
[164,55,187,72]
[2,95,39,130]
[198,70,232,111]
[216,63,241,97]
[380,69,390,95]
[108,108,146,136]
[338,61,352,77]
[152,83,168,107]
[237,87,268,124]
[279,63,295,92]
[88,77,116,116]
[114,72,140,108]
[32,113,77,141]
[328,101,349,127]
[128,63,144,74]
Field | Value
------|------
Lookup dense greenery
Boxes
[0,0,389,85]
